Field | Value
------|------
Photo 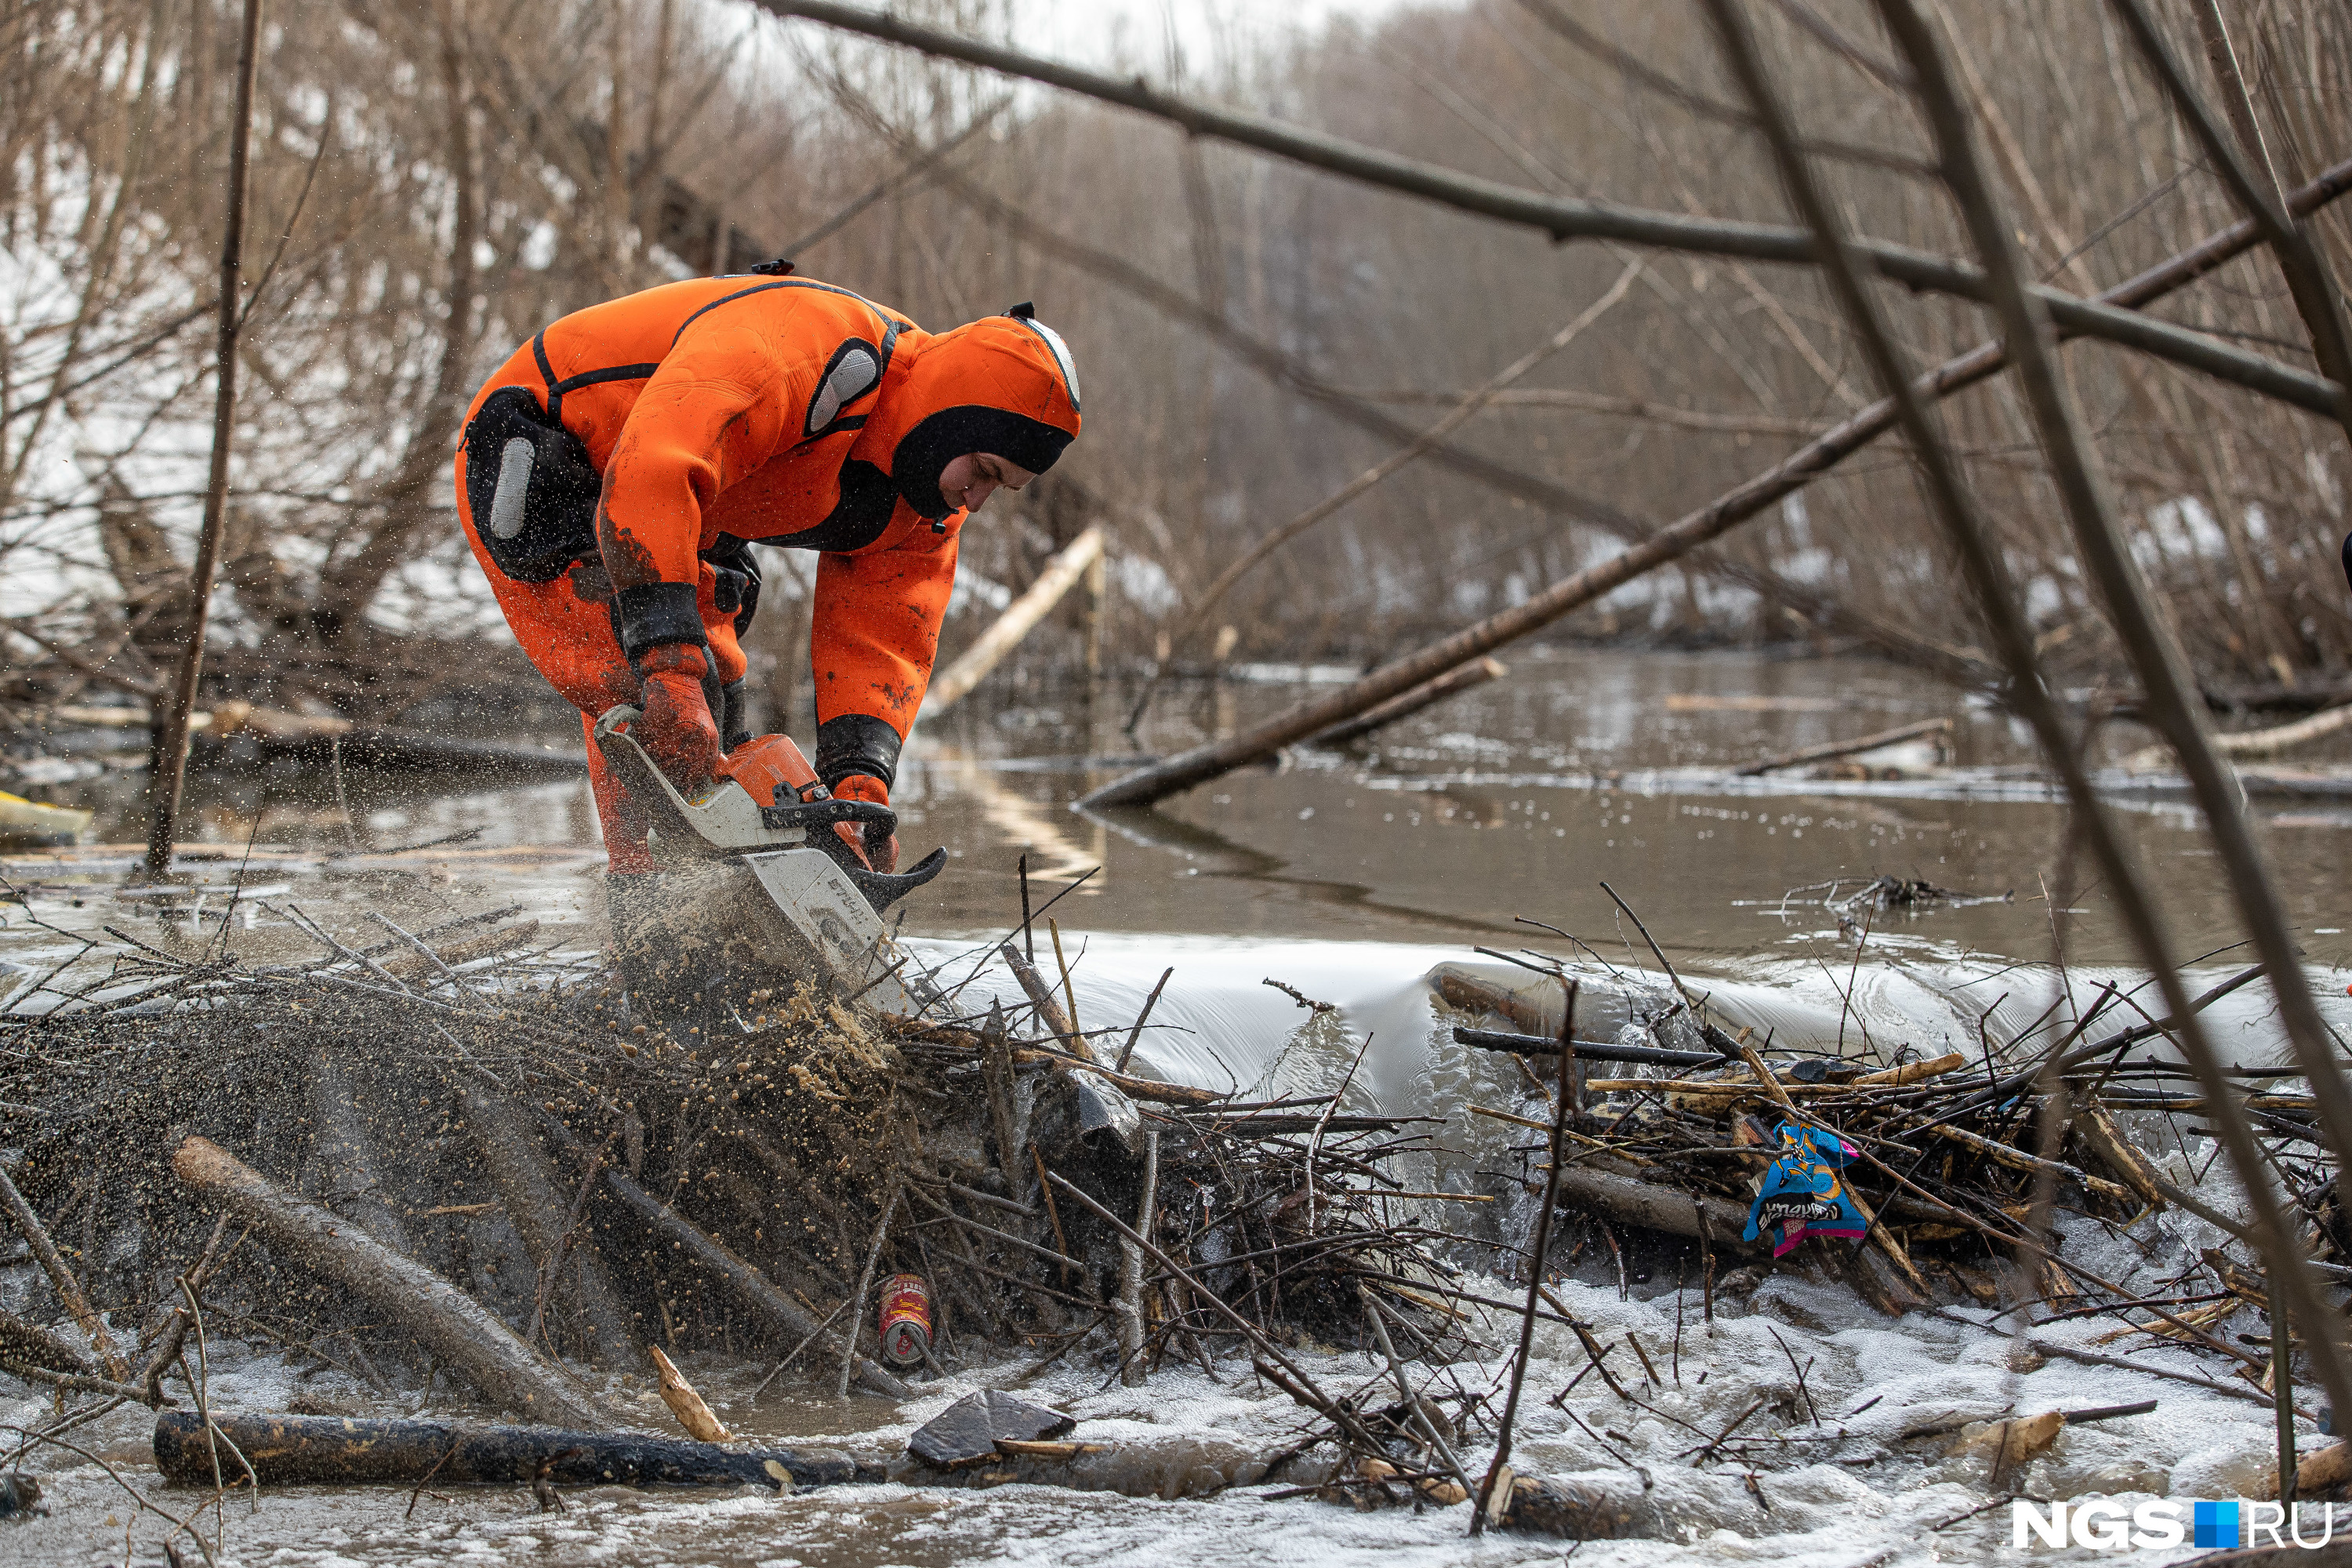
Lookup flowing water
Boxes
[5,646,2348,1564]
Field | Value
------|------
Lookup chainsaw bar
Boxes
[590,705,946,1014]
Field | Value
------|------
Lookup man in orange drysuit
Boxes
[452,267,1081,920]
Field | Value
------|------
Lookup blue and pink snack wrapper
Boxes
[1743,1122,1867,1256]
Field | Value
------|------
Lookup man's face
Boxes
[938,452,1036,514]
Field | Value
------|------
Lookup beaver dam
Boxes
[1,848,2346,1566]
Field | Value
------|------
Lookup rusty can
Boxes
[877,1273,931,1367]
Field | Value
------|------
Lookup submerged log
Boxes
[169,1135,609,1428]
[152,1411,853,1490]
[887,1431,1310,1501]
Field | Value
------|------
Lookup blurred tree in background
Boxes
[5,0,2348,725]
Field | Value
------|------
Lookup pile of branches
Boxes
[0,891,1470,1435]
[1444,957,2343,1407]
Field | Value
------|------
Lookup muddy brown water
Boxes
[5,645,2349,1565]
[24,644,2350,964]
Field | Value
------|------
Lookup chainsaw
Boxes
[591,705,946,1014]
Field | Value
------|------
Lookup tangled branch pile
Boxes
[0,895,1473,1432]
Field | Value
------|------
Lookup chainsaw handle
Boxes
[758,798,898,834]
[846,847,949,914]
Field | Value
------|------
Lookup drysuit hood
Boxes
[857,304,1083,518]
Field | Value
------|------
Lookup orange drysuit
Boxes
[452,271,1083,873]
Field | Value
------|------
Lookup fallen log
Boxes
[1454,1025,1719,1071]
[1434,970,1552,1036]
[533,1117,909,1399]
[169,1135,609,1428]
[2126,702,2352,771]
[1301,658,1506,750]
[1545,1163,1763,1252]
[1735,716,1953,777]
[2274,1438,2352,1502]
[152,1411,854,1490]
[45,702,585,779]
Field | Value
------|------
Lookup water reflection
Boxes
[16,645,2349,975]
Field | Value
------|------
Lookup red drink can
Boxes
[878,1273,931,1367]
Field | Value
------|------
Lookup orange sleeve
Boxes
[810,505,962,786]
[596,322,803,655]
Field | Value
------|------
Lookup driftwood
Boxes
[1435,970,1552,1035]
[2274,1439,2352,1502]
[648,1346,730,1442]
[169,1135,609,1428]
[152,1411,853,1490]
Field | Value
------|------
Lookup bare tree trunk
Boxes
[143,0,261,878]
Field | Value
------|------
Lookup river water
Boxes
[4,646,2347,1564]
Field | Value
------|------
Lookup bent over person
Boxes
[452,268,1082,973]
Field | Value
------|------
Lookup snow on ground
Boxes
[2,1232,2307,1566]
